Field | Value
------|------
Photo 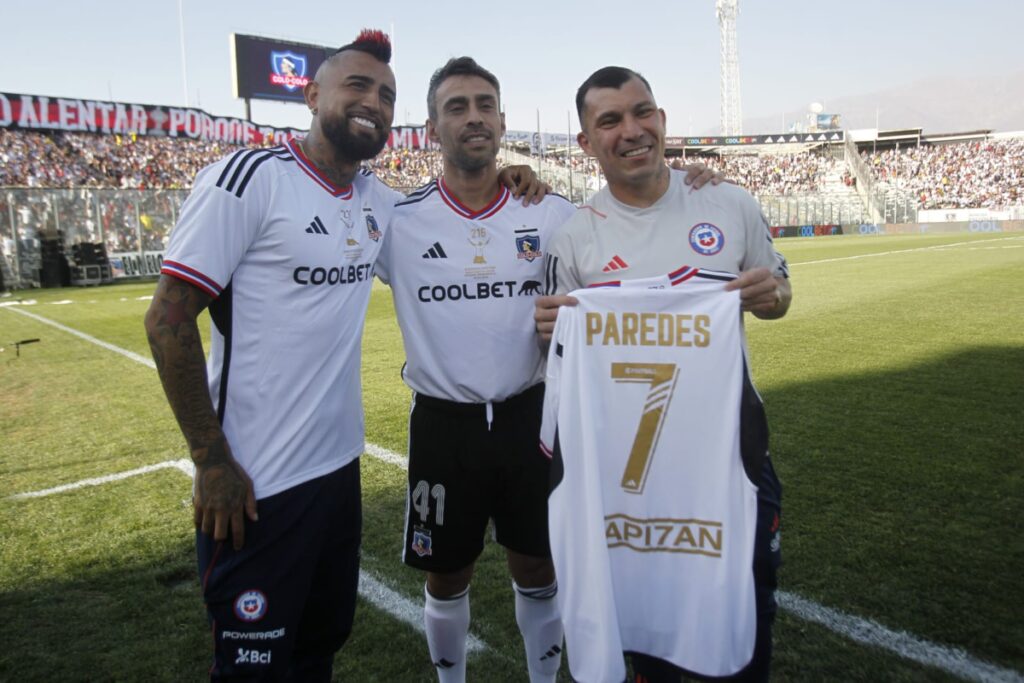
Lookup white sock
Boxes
[514,581,563,683]
[424,584,470,683]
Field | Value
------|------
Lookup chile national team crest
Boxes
[270,52,309,91]
[689,223,725,256]
[365,214,382,242]
[515,234,542,262]
[234,590,268,622]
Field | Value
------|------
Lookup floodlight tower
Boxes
[717,0,742,135]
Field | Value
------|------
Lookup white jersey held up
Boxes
[540,268,769,682]
[161,140,401,499]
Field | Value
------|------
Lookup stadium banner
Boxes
[668,131,845,147]
[769,225,842,238]
[109,251,164,279]
[0,94,444,150]
[769,221,1024,239]
[917,208,1022,222]
[386,126,436,150]
[231,34,331,104]
[0,92,306,145]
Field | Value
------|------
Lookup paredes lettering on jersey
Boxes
[586,311,711,347]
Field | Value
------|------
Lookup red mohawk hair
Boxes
[333,28,392,64]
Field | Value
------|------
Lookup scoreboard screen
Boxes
[231,33,333,103]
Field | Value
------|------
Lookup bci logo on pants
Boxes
[236,648,272,665]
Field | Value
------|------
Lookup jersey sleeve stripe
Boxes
[395,182,438,207]
[233,151,281,198]
[220,149,267,194]
[161,260,223,297]
[544,255,559,295]
[214,149,250,189]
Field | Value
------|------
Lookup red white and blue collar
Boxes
[437,176,509,220]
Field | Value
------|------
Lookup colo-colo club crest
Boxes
[515,229,542,262]
[365,214,382,242]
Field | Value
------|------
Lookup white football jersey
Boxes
[162,140,401,499]
[540,268,767,681]
[376,177,575,402]
[543,169,788,295]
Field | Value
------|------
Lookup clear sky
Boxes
[2,0,1021,136]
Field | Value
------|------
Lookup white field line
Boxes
[6,305,1021,680]
[359,571,485,654]
[365,442,408,469]
[4,306,156,369]
[790,236,1023,266]
[7,459,193,500]
[778,592,1022,683]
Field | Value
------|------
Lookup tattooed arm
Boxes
[144,274,257,549]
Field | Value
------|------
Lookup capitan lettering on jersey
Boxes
[293,263,372,286]
[585,311,711,347]
[605,515,724,557]
[416,280,543,303]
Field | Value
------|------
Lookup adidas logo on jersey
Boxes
[539,644,562,661]
[305,216,329,235]
[602,255,629,272]
[422,242,448,259]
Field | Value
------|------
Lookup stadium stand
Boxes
[2,127,1023,290]
[863,139,1023,210]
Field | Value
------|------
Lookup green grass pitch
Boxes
[1,232,1021,681]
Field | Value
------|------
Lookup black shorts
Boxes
[197,459,362,681]
[403,383,551,573]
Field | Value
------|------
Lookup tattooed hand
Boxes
[193,437,258,549]
[145,274,259,549]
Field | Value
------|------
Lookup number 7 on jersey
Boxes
[611,362,679,495]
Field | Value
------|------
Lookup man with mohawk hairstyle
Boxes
[145,29,544,681]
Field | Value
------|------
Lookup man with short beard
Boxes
[144,31,541,681]
[375,58,722,683]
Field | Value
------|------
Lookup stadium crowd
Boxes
[863,139,1024,210]
[3,129,1024,211]
[693,151,842,195]
[0,130,239,189]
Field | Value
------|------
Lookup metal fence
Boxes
[1,187,188,288]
